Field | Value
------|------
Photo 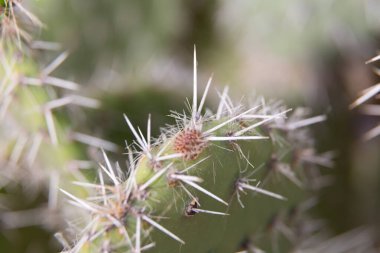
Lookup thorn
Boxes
[350,84,380,109]
[44,109,58,145]
[31,40,61,51]
[26,133,42,166]
[170,174,204,183]
[207,136,269,141]
[235,109,291,136]
[101,149,119,186]
[192,45,198,124]
[13,1,44,27]
[197,74,213,116]
[142,215,185,244]
[139,163,173,191]
[99,163,119,187]
[216,86,229,119]
[54,233,71,249]
[106,215,134,250]
[180,155,210,174]
[140,242,156,251]
[124,114,151,157]
[60,189,99,213]
[48,172,59,210]
[285,115,327,130]
[362,124,380,141]
[42,51,69,76]
[365,55,380,64]
[137,127,149,153]
[43,76,79,90]
[156,153,184,161]
[9,133,27,164]
[135,216,141,253]
[177,177,228,206]
[71,132,119,152]
[191,208,229,216]
[147,114,151,149]
[71,181,107,189]
[238,182,286,201]
[205,105,261,135]
[98,169,108,205]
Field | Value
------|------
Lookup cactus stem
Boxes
[53,48,333,252]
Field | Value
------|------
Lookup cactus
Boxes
[3,1,380,253]
[58,48,330,253]
[0,2,108,252]
[1,2,354,253]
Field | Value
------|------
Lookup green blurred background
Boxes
[2,0,380,252]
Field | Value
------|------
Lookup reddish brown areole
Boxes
[174,128,208,160]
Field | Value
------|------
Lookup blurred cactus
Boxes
[0,1,103,252]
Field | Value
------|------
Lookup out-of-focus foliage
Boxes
[35,0,380,96]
